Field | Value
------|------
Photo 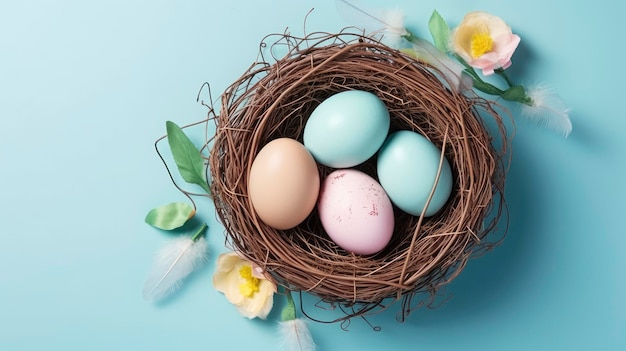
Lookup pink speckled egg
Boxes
[318,169,394,255]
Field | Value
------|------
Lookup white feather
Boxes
[521,84,572,137]
[142,236,208,301]
[410,39,472,92]
[278,319,316,351]
[336,0,408,48]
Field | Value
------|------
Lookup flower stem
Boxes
[472,79,505,96]
[495,68,513,87]
[501,85,533,104]
[402,30,417,43]
[190,223,208,241]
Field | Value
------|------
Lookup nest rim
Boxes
[208,31,509,320]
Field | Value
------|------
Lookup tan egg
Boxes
[248,138,320,230]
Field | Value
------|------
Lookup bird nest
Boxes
[208,31,508,321]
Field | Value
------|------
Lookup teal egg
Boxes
[376,131,453,217]
[303,90,390,168]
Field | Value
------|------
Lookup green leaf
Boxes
[145,202,195,230]
[399,48,417,59]
[501,85,530,103]
[166,121,210,194]
[190,223,208,241]
[428,10,451,52]
[281,290,296,322]
[470,77,506,96]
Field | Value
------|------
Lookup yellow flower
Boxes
[451,11,520,75]
[212,252,276,319]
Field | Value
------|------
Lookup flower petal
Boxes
[236,279,276,319]
[213,252,247,304]
[213,251,277,319]
[452,11,520,74]
[493,34,520,62]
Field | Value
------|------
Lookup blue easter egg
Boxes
[376,130,453,217]
[303,90,390,168]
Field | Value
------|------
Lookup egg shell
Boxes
[248,138,320,230]
[376,130,453,217]
[318,169,394,255]
[303,90,390,168]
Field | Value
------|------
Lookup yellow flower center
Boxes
[238,265,260,298]
[470,32,493,58]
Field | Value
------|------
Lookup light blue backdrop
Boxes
[1,0,624,350]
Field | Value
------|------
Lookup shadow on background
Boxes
[289,139,541,337]
[373,132,545,330]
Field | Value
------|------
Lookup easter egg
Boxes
[317,169,394,255]
[303,90,390,168]
[248,138,320,230]
[376,130,453,217]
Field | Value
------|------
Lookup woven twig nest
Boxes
[209,32,507,320]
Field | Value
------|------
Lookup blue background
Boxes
[1,0,624,350]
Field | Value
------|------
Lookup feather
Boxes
[278,319,316,351]
[142,225,209,302]
[521,84,572,137]
[409,39,473,92]
[335,0,408,47]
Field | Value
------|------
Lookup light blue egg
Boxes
[376,131,453,217]
[303,90,390,168]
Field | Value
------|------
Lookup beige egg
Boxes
[248,138,320,230]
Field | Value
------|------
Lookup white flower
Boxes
[451,11,521,75]
[213,252,276,319]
